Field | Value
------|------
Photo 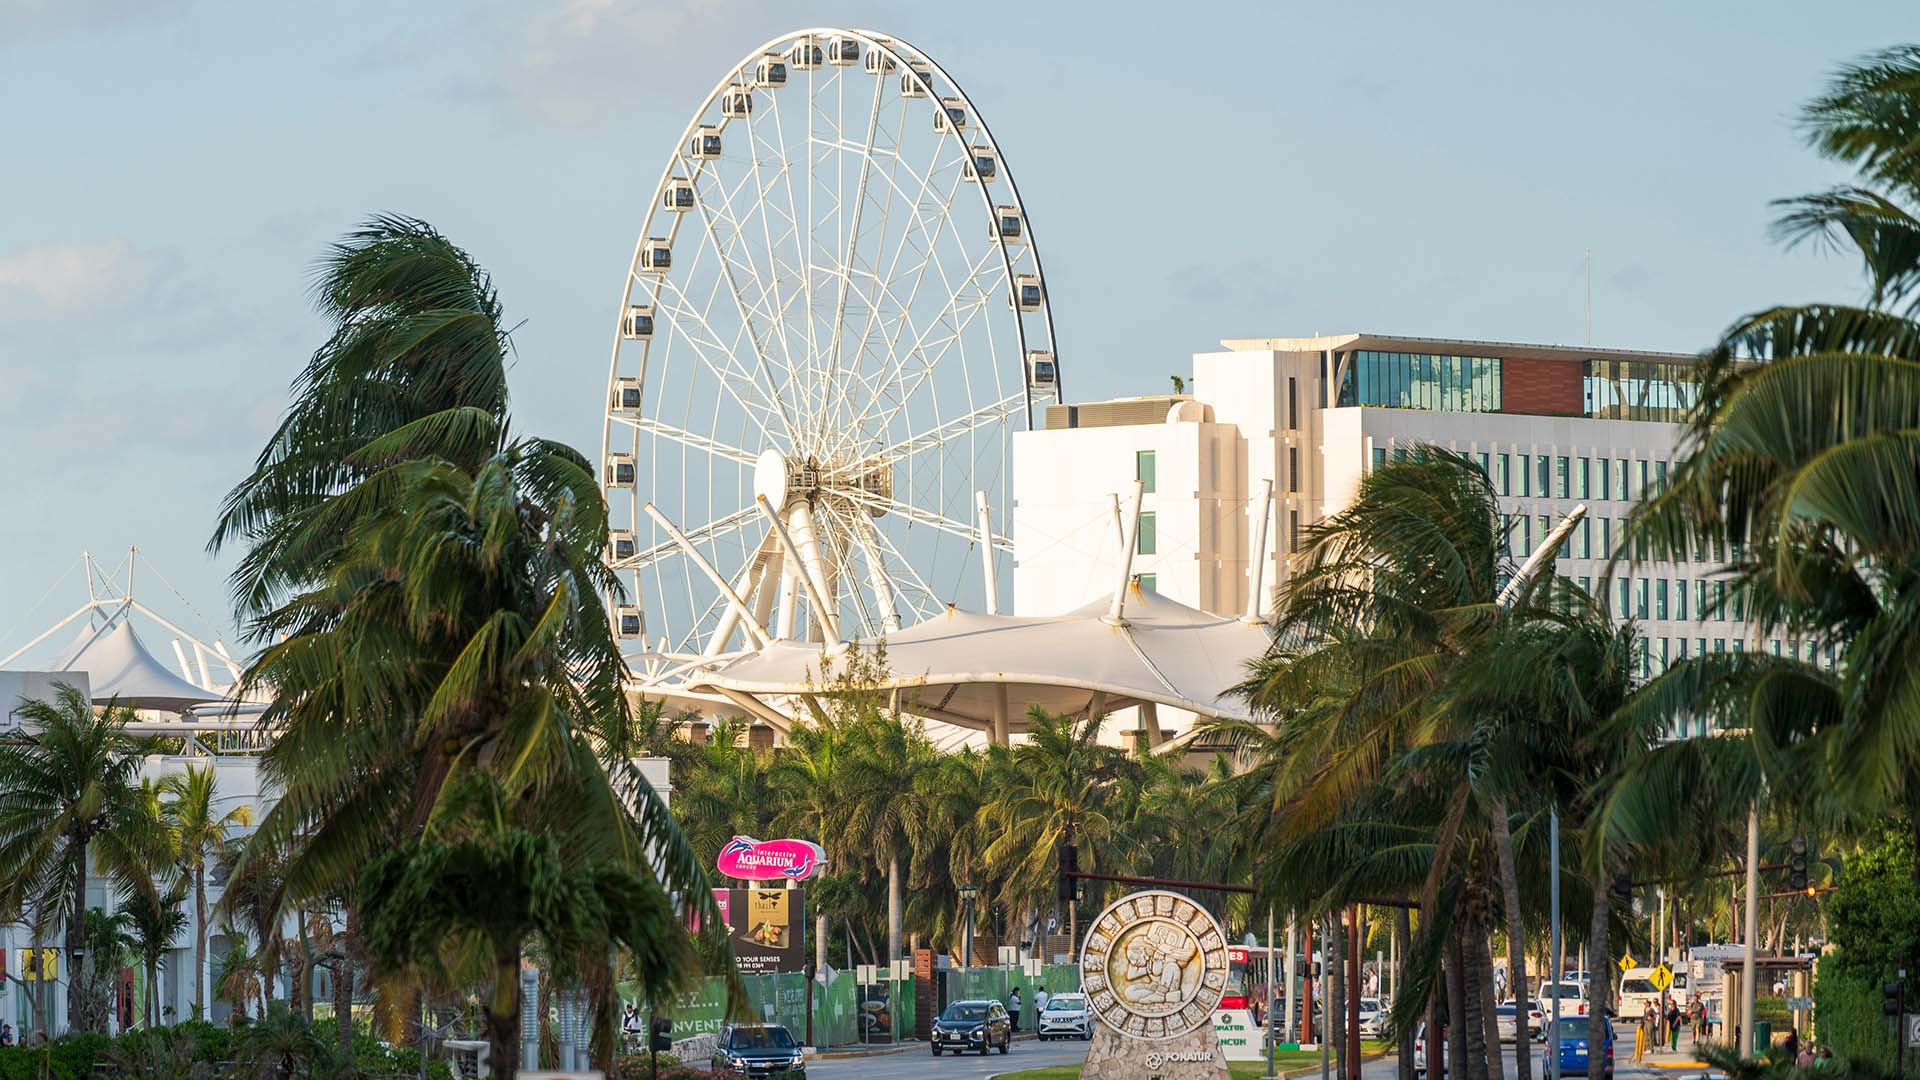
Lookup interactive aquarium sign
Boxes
[716,835,827,881]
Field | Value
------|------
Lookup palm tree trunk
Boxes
[488,946,521,1080]
[1586,876,1610,1076]
[146,957,158,1028]
[1445,933,1468,1080]
[1396,907,1416,1080]
[334,958,355,1053]
[1458,927,1488,1080]
[68,836,88,1033]
[1330,912,1347,1080]
[1490,798,1531,1080]
[194,865,208,1020]
[887,852,902,961]
[1336,907,1351,1076]
[1426,927,1443,1080]
[587,954,616,1076]
[1476,927,1505,1080]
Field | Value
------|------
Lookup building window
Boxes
[1574,518,1590,559]
[1655,459,1669,492]
[1336,350,1505,412]
[1655,578,1669,620]
[1289,510,1300,548]
[1579,575,1591,596]
[1636,578,1650,619]
[1617,576,1631,615]
[1714,638,1726,654]
[1136,573,1157,593]
[1287,377,1298,429]
[1288,447,1299,493]
[1371,447,1386,471]
[1600,516,1613,558]
[1713,582,1726,620]
[1136,512,1157,555]
[1518,457,1532,497]
[1676,638,1689,659]
[1495,453,1510,495]
[1615,458,1631,501]
[1536,455,1551,499]
[1535,515,1550,555]
[1637,459,1650,497]
[1583,358,1701,421]
[1575,457,1590,499]
[1555,456,1570,499]
[1697,637,1708,656]
[1676,579,1689,621]
[1136,450,1156,494]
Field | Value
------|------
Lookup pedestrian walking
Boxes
[1666,1002,1683,1053]
[1008,986,1023,1033]
[622,1005,645,1053]
[1035,987,1050,1017]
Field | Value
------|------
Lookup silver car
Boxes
[1358,997,1386,1037]
[1037,993,1092,1040]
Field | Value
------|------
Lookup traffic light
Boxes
[1882,978,1904,1018]
[1788,837,1810,892]
[1059,842,1078,904]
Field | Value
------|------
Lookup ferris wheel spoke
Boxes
[852,244,1008,439]
[688,165,803,433]
[738,89,810,415]
[611,414,759,467]
[621,505,762,573]
[651,277,787,444]
[833,389,1027,474]
[835,486,1009,551]
[855,510,948,618]
[823,59,890,422]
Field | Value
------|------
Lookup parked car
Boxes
[1537,981,1590,1018]
[712,1024,805,1077]
[930,999,1012,1056]
[1542,1016,1615,1079]
[1496,1001,1519,1043]
[1358,997,1386,1037]
[1037,993,1092,1040]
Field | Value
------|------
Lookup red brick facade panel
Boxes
[1502,357,1584,416]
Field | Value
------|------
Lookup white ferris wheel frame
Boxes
[600,26,1062,686]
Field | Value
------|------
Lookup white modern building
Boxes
[1014,333,1830,741]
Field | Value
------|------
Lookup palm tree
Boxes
[839,713,933,964]
[122,878,190,1028]
[215,217,717,1073]
[767,710,852,974]
[358,819,695,1080]
[0,684,163,1033]
[160,765,252,1019]
[979,709,1142,958]
[1618,45,1920,868]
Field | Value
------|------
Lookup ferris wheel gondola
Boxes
[600,27,1061,682]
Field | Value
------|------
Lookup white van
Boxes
[1618,968,1664,1018]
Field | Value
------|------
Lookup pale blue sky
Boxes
[0,0,1904,654]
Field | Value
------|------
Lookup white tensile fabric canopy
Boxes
[52,619,227,712]
[688,585,1271,737]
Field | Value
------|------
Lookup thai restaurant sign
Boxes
[716,835,827,881]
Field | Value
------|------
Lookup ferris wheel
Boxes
[601,28,1060,677]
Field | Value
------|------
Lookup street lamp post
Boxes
[960,884,977,970]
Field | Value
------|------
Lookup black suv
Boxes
[930,1000,1012,1056]
[711,1023,805,1076]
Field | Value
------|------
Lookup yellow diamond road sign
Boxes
[1650,964,1673,991]
[1618,953,1636,973]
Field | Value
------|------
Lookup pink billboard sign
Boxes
[716,835,826,881]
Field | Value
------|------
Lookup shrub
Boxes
[0,1034,113,1080]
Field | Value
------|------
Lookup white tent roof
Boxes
[689,585,1270,734]
[52,619,226,712]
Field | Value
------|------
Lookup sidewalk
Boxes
[814,1030,1050,1059]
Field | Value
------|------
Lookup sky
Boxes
[0,0,1906,657]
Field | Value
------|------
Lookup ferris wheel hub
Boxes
[753,449,793,509]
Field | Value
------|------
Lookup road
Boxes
[804,1035,1091,1077]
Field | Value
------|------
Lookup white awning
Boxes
[689,584,1270,733]
[51,619,227,712]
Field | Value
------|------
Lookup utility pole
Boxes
[1740,804,1760,1054]
[1550,807,1563,1080]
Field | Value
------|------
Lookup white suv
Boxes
[1037,993,1092,1040]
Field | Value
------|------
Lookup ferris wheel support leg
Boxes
[853,515,901,635]
[788,500,839,643]
[642,503,772,650]
[707,530,777,657]
[756,496,839,643]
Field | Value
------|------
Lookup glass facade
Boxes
[1136,450,1156,494]
[1584,359,1700,422]
[1337,351,1503,411]
[1136,512,1156,555]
